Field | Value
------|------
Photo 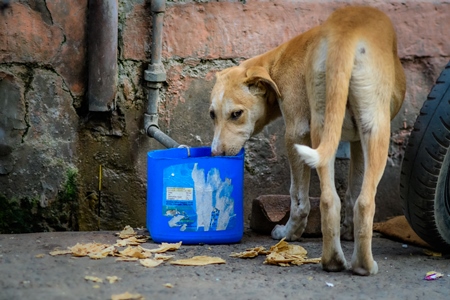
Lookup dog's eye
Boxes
[230,110,243,120]
[210,110,216,120]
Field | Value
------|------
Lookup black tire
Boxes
[400,61,450,252]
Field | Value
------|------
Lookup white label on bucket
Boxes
[166,187,193,201]
[191,164,235,231]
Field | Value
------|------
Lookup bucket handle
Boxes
[178,144,191,157]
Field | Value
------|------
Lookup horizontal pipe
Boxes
[147,126,180,149]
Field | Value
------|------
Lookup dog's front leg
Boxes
[272,137,311,241]
[341,141,364,241]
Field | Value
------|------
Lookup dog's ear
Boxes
[244,66,281,103]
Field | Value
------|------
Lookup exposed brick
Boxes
[47,0,88,96]
[0,3,64,63]
[163,1,450,60]
[121,2,151,61]
[0,1,88,96]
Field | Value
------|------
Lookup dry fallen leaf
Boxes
[230,250,259,258]
[147,242,182,253]
[111,291,144,300]
[140,258,164,268]
[116,257,139,262]
[117,225,137,239]
[35,253,45,258]
[88,245,116,260]
[71,243,110,257]
[423,249,442,257]
[118,237,148,246]
[154,253,174,261]
[88,252,109,260]
[106,276,121,284]
[231,238,320,267]
[263,238,321,266]
[302,257,322,264]
[84,276,103,283]
[270,238,307,257]
[164,283,174,288]
[118,246,152,259]
[170,256,226,266]
[49,249,72,256]
[230,246,269,258]
[115,240,129,247]
[264,252,295,265]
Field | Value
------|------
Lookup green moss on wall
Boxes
[0,168,80,233]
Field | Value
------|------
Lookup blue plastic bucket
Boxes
[147,146,244,244]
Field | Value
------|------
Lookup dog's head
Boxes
[209,65,281,156]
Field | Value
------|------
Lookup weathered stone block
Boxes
[0,67,78,206]
[0,71,26,174]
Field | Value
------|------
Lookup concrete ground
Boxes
[1,229,449,300]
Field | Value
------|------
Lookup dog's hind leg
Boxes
[341,141,364,241]
[349,61,394,275]
[309,113,348,271]
[272,132,311,241]
[351,121,390,275]
[316,157,349,272]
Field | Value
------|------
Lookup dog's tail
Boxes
[295,36,357,168]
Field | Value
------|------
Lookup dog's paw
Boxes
[321,255,349,272]
[352,260,378,276]
[271,224,287,240]
[271,225,302,241]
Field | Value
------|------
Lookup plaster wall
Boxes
[0,0,449,231]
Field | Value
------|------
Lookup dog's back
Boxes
[296,6,406,168]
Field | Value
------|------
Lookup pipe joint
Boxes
[144,113,159,133]
[151,0,166,13]
[145,63,166,83]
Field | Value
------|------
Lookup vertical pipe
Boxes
[150,1,165,66]
[144,0,180,148]
[87,0,118,112]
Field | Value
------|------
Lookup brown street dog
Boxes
[209,6,406,275]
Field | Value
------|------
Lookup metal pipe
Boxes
[87,0,118,112]
[145,0,180,148]
[150,0,165,65]
[147,126,180,149]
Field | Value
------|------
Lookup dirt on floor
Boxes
[0,229,449,300]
